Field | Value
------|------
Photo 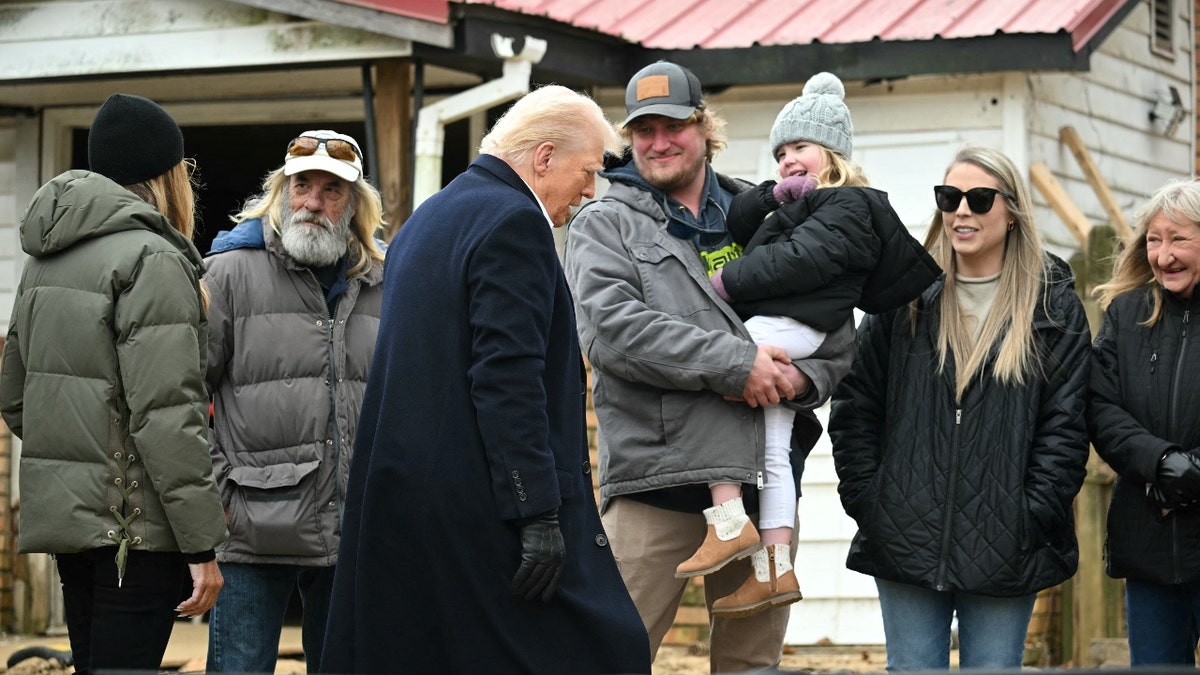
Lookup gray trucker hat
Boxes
[621,61,704,127]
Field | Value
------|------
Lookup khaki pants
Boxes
[602,496,795,673]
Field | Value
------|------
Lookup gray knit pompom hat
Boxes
[768,72,853,159]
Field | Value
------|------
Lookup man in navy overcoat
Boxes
[319,85,651,674]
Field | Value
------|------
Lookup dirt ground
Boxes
[653,643,889,674]
[0,623,888,675]
[4,647,882,675]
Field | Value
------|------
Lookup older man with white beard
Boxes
[201,130,386,675]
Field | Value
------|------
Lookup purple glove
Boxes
[773,175,818,205]
[710,268,732,302]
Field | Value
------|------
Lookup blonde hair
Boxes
[233,168,386,278]
[618,106,728,163]
[1094,177,1200,323]
[124,158,197,240]
[921,145,1048,402]
[125,158,208,308]
[814,147,869,188]
[481,85,622,163]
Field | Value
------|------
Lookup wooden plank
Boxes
[1029,161,1091,247]
[374,59,413,240]
[1059,126,1133,241]
[0,22,412,80]
[0,0,276,42]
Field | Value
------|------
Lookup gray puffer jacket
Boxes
[0,170,227,564]
[204,217,383,566]
[565,170,854,512]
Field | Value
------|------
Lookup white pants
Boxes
[744,315,825,530]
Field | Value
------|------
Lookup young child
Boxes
[676,72,941,617]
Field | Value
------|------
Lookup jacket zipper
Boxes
[1169,309,1189,583]
[309,270,344,518]
[935,408,963,590]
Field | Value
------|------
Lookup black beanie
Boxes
[88,93,184,185]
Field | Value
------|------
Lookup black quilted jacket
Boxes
[1088,285,1200,585]
[720,184,941,333]
[829,255,1091,596]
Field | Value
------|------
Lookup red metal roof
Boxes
[333,0,451,24]
[462,0,1132,52]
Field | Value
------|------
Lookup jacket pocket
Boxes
[557,467,580,502]
[630,243,710,318]
[225,460,321,557]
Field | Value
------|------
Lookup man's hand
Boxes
[176,559,223,618]
[512,508,565,602]
[777,362,811,401]
[741,345,793,408]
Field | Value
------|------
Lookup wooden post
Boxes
[1029,162,1092,247]
[373,59,413,241]
[1069,224,1125,665]
[1059,126,1134,242]
[0,378,13,632]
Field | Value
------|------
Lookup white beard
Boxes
[279,206,350,267]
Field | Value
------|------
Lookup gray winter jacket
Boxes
[565,172,854,511]
[204,217,383,566]
[0,170,226,562]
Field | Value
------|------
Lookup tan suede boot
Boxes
[710,544,802,618]
[675,497,762,578]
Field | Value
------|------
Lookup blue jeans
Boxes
[57,547,189,675]
[206,562,335,673]
[1126,578,1200,665]
[876,577,1037,670]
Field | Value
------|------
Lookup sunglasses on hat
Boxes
[287,136,362,163]
[934,185,1014,214]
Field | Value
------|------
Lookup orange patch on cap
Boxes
[636,75,671,101]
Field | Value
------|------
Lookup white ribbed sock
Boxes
[704,497,750,541]
[750,547,771,582]
[771,544,794,575]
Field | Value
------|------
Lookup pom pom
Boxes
[802,72,845,100]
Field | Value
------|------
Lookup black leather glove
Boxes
[1155,449,1200,507]
[1148,485,1177,520]
[511,508,565,602]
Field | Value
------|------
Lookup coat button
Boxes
[582,461,591,475]
[594,534,608,547]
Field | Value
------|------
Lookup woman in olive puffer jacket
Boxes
[0,94,226,675]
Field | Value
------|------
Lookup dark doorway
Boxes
[72,121,367,255]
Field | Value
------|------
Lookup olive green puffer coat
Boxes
[0,170,226,566]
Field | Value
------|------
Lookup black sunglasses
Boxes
[934,185,1014,214]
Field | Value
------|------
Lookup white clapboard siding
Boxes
[0,0,414,81]
[0,122,20,332]
[1023,1,1194,242]
[786,403,886,645]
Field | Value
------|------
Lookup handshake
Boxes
[1149,449,1200,515]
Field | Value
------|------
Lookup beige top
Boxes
[955,272,1001,343]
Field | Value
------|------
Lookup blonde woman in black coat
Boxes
[830,145,1090,670]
